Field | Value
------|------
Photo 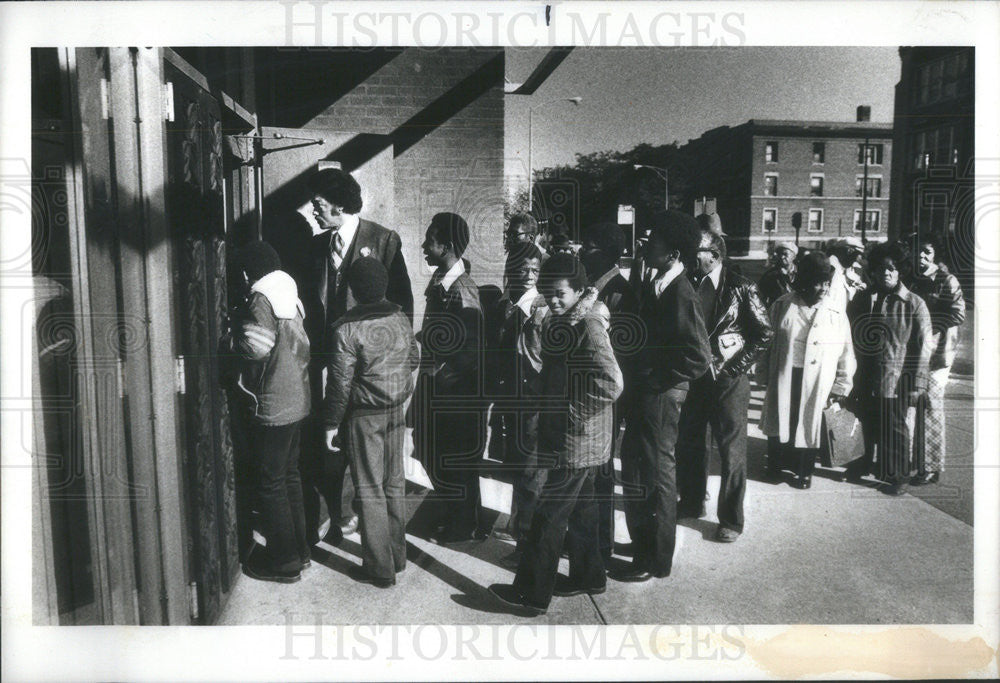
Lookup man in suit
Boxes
[417,212,488,544]
[613,210,712,583]
[676,228,772,542]
[298,168,413,547]
[579,222,639,562]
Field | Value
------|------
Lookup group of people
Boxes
[226,167,965,617]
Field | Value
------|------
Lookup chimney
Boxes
[856,105,871,122]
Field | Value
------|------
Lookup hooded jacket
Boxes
[537,288,624,469]
[233,270,311,426]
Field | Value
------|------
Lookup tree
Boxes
[532,142,695,240]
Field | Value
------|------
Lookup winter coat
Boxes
[233,270,311,426]
[321,300,420,427]
[758,292,855,448]
[537,289,624,469]
[847,283,934,398]
[907,263,966,370]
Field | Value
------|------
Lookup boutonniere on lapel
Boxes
[360,246,372,258]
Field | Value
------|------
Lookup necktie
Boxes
[331,231,345,269]
[643,267,658,299]
[698,275,716,324]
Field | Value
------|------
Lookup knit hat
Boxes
[774,241,798,256]
[348,256,388,304]
[236,240,281,282]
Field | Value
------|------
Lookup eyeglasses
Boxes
[696,248,720,256]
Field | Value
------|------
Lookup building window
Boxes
[915,51,971,106]
[764,174,778,196]
[765,141,778,163]
[810,175,824,197]
[762,209,777,233]
[853,209,881,233]
[912,126,959,170]
[808,209,823,233]
[855,176,883,197]
[812,142,825,164]
[857,143,884,165]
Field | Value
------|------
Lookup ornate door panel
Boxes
[163,61,239,624]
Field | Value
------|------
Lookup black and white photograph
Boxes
[2,1,998,680]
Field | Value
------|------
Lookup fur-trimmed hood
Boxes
[558,286,610,330]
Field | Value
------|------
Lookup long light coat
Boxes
[758,292,856,448]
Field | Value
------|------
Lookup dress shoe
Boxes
[300,558,312,570]
[243,553,301,584]
[715,527,741,543]
[429,527,483,546]
[677,502,707,519]
[491,528,519,543]
[347,564,395,588]
[488,584,547,616]
[339,516,359,536]
[763,468,783,483]
[882,482,909,497]
[609,565,653,583]
[791,475,812,490]
[321,526,344,547]
[910,471,940,486]
[553,575,607,597]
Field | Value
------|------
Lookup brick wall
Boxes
[749,133,892,250]
[303,48,506,314]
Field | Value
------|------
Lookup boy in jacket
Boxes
[489,254,623,615]
[323,257,420,587]
[231,241,312,584]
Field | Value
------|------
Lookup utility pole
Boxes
[861,136,870,245]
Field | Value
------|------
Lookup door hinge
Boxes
[164,81,175,122]
[175,355,186,394]
[188,581,199,623]
[100,77,111,120]
[117,357,126,399]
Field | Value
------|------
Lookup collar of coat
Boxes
[335,300,402,326]
[557,286,601,327]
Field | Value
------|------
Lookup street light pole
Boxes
[527,97,582,211]
[633,164,669,209]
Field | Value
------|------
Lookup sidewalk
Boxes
[219,387,973,624]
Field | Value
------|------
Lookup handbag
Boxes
[819,402,864,468]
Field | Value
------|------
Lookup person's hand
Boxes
[325,427,339,451]
[826,394,844,409]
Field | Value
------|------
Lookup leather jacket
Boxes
[694,267,773,378]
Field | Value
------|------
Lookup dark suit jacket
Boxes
[300,218,413,358]
[633,270,712,393]
[298,218,412,405]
